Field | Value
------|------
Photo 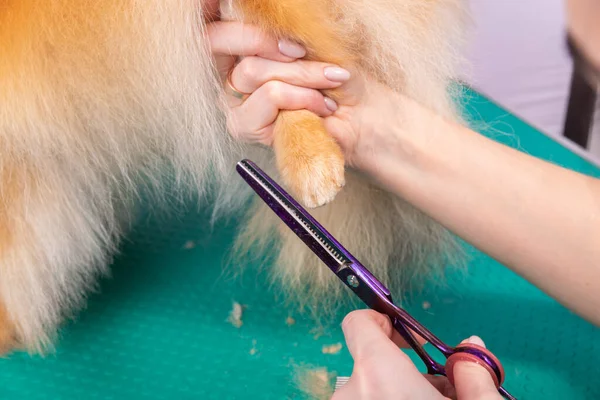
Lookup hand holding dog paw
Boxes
[205,21,351,146]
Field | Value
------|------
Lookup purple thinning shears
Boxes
[236,159,516,400]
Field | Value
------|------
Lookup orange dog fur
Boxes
[0,0,468,354]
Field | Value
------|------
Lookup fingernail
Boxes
[324,97,338,112]
[464,336,486,347]
[324,67,351,82]
[278,39,306,58]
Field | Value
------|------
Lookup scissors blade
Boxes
[237,159,391,298]
[237,159,458,338]
[236,159,351,273]
[236,159,516,400]
[236,159,443,340]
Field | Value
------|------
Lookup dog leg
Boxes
[0,162,116,354]
[273,110,346,208]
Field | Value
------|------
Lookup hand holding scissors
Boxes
[237,159,517,400]
[334,309,503,399]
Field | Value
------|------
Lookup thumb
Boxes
[341,310,396,361]
[451,336,503,400]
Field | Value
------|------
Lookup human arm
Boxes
[206,18,600,326]
[325,81,600,326]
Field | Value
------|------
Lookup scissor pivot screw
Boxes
[347,275,359,288]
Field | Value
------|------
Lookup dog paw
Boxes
[273,110,347,208]
[280,151,346,208]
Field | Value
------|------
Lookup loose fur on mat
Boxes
[0,0,468,353]
[292,365,336,400]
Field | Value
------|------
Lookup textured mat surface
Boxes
[1,88,599,400]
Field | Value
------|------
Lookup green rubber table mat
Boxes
[1,87,599,400]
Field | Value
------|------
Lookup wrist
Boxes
[354,93,448,195]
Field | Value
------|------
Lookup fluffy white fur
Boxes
[0,0,468,353]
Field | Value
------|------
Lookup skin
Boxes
[566,0,600,73]
[205,20,339,144]
[325,78,600,327]
[204,0,600,397]
[335,310,501,400]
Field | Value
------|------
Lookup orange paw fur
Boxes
[273,110,345,208]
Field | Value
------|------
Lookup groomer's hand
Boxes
[205,20,349,145]
[333,310,503,400]
[203,13,443,176]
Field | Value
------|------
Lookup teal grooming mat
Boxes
[1,87,599,399]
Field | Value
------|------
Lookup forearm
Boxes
[362,97,600,325]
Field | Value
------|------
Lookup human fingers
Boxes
[228,81,335,145]
[341,310,400,361]
[423,375,457,399]
[341,310,427,359]
[450,337,503,400]
[229,56,351,95]
[206,21,305,69]
[336,310,444,400]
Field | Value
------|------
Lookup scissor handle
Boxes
[445,343,506,388]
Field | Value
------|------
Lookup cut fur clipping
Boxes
[0,0,469,353]
[293,366,336,400]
